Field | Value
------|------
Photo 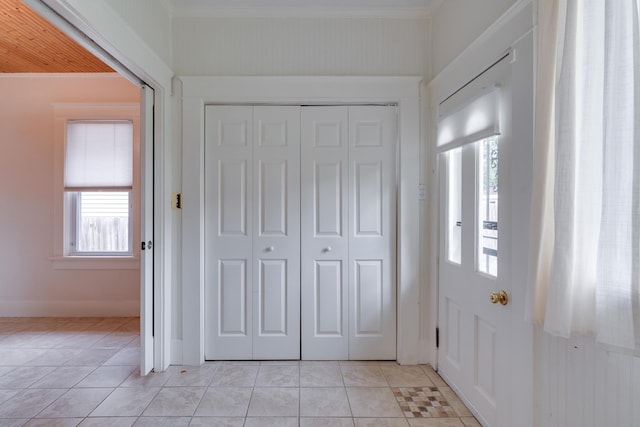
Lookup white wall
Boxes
[430,0,518,77]
[538,333,640,426]
[102,0,173,67]
[171,11,429,363]
[0,73,141,317]
[173,15,430,76]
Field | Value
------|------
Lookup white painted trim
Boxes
[0,300,139,317]
[418,81,431,364]
[172,6,434,19]
[429,0,534,92]
[181,76,422,366]
[51,257,140,270]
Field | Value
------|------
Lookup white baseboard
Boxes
[0,300,139,317]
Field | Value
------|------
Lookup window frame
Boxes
[67,190,134,257]
[475,135,499,278]
[52,103,140,270]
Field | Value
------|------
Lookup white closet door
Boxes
[205,106,254,359]
[205,106,301,360]
[348,106,396,360]
[301,106,350,360]
[301,105,396,360]
[252,106,301,359]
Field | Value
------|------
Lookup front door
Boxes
[438,135,512,426]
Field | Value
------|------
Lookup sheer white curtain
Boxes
[528,0,640,353]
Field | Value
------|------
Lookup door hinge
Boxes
[436,327,440,348]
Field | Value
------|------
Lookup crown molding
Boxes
[171,5,434,19]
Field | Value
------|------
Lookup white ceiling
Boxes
[169,0,439,17]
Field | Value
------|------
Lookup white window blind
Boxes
[64,121,133,190]
[436,53,511,151]
[437,89,500,150]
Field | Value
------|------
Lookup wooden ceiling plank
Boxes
[0,0,112,73]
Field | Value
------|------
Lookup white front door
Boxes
[436,32,536,425]
[204,105,300,360]
[438,137,511,426]
[435,53,525,422]
[301,105,396,360]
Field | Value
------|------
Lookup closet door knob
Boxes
[266,246,275,252]
[324,246,332,253]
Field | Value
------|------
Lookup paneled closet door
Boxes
[301,106,396,360]
[301,107,350,360]
[348,106,396,360]
[205,106,254,359]
[205,106,301,360]
[252,106,300,359]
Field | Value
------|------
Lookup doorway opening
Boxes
[0,0,154,373]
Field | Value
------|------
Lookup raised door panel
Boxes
[252,106,300,359]
[205,106,253,360]
[354,162,383,236]
[354,260,384,335]
[219,160,248,236]
[445,297,462,370]
[348,106,396,360]
[219,260,248,335]
[301,106,349,360]
[315,162,343,236]
[258,259,287,335]
[258,160,287,236]
[475,316,497,407]
[314,260,344,336]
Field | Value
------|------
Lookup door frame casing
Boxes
[180,76,422,365]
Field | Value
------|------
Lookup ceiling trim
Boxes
[171,5,434,19]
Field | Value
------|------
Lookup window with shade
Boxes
[64,121,133,255]
[436,54,508,279]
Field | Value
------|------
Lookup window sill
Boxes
[51,256,140,270]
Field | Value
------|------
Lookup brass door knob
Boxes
[489,290,508,305]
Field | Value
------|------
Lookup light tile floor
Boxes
[0,318,480,427]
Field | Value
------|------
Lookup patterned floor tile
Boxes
[392,387,457,418]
